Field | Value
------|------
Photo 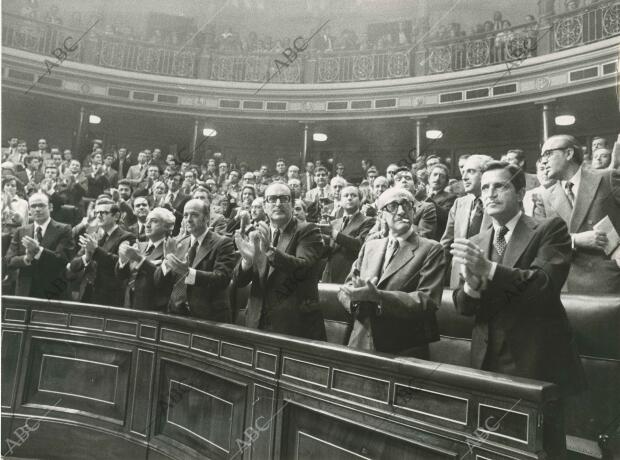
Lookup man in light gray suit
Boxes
[440,155,493,288]
[537,134,620,294]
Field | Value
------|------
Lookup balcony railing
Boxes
[2,1,619,84]
[551,0,620,50]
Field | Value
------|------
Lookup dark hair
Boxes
[482,160,526,192]
[276,158,286,164]
[315,166,328,175]
[117,179,133,191]
[95,198,121,215]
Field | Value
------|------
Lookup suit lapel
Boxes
[40,220,59,249]
[365,239,386,282]
[473,226,494,262]
[502,215,536,267]
[570,169,600,232]
[192,232,216,268]
[455,194,474,238]
[103,227,122,251]
[379,234,419,285]
[267,219,296,279]
[547,182,572,225]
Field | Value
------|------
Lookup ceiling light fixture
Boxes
[203,127,217,137]
[425,129,443,140]
[554,114,575,126]
[89,114,101,124]
[313,132,327,142]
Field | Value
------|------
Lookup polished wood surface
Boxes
[1,295,560,459]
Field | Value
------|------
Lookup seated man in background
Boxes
[235,182,326,340]
[425,163,457,240]
[338,188,445,357]
[452,161,586,457]
[155,199,238,321]
[537,134,620,294]
[4,192,75,300]
[68,198,135,306]
[116,207,175,310]
[322,186,375,283]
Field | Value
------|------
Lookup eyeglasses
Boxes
[94,210,112,216]
[383,200,413,213]
[541,148,565,159]
[265,195,291,204]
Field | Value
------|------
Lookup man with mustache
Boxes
[338,188,445,357]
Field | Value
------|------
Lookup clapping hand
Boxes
[165,253,189,275]
[22,235,40,261]
[235,230,258,268]
[340,274,380,303]
[79,233,98,261]
[451,238,491,288]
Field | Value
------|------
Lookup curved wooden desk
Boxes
[2,295,562,459]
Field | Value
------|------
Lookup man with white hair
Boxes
[116,207,176,310]
[338,187,445,357]
[440,154,493,288]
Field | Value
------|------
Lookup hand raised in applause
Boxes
[79,233,98,262]
[22,235,40,262]
[451,238,491,289]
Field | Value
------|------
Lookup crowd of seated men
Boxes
[1,133,619,450]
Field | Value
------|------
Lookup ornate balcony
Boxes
[3,1,618,84]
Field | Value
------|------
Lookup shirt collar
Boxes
[190,227,210,247]
[105,225,119,237]
[562,166,582,195]
[35,218,52,235]
[492,210,522,242]
[389,225,415,245]
[147,237,165,249]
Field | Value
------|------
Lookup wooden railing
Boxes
[1,295,561,459]
[2,1,619,82]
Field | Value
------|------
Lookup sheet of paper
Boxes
[593,215,620,256]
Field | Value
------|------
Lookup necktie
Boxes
[382,239,399,274]
[272,228,281,247]
[341,216,350,232]
[35,226,43,244]
[145,244,154,256]
[565,182,575,208]
[494,226,509,257]
[187,239,199,266]
[99,232,109,247]
[139,224,146,239]
[467,197,484,238]
[320,188,325,199]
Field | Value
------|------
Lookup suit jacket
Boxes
[125,164,146,184]
[155,231,238,321]
[426,190,457,241]
[453,215,586,397]
[525,172,540,191]
[322,212,375,283]
[339,232,446,355]
[162,191,190,235]
[234,219,327,340]
[125,221,148,242]
[440,194,492,288]
[85,173,110,199]
[4,220,75,299]
[112,158,131,179]
[301,172,315,192]
[68,227,135,306]
[104,167,119,188]
[538,168,620,294]
[115,241,171,310]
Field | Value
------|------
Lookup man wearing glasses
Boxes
[68,198,135,306]
[338,188,445,357]
[235,183,326,340]
[536,134,620,294]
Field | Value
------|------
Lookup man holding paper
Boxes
[537,134,620,294]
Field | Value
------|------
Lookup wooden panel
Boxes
[160,328,190,348]
[1,330,22,409]
[130,349,155,436]
[282,357,329,387]
[4,307,27,323]
[105,318,138,337]
[478,403,529,444]
[31,310,67,326]
[69,314,104,331]
[139,324,157,341]
[191,334,219,356]
[393,383,469,426]
[255,351,277,374]
[331,369,390,403]
[153,361,248,458]
[282,403,458,460]
[220,341,253,366]
[23,337,132,423]
[250,384,276,460]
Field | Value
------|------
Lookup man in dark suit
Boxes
[125,196,150,242]
[4,193,75,299]
[440,155,493,288]
[112,148,131,180]
[322,186,375,283]
[163,172,189,235]
[504,149,540,190]
[452,161,586,457]
[426,163,457,240]
[537,134,620,294]
[116,207,175,310]
[234,183,326,340]
[68,198,135,306]
[393,169,437,240]
[155,199,238,321]
[338,188,445,357]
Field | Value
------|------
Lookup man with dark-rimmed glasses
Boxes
[338,188,445,357]
[536,134,620,294]
[234,182,326,340]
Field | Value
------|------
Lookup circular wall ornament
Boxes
[535,77,550,90]
[80,83,91,94]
